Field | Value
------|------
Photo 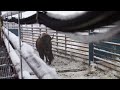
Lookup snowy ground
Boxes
[50,56,118,79]
[34,49,118,79]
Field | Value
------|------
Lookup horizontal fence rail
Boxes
[90,31,120,72]
[20,25,89,62]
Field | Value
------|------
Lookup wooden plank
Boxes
[53,49,88,60]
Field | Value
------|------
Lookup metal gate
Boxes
[89,28,120,72]
[0,41,18,79]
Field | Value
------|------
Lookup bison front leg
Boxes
[38,51,44,61]
[48,61,51,65]
[45,55,51,65]
[45,54,49,64]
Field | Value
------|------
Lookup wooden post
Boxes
[65,35,67,55]
[56,31,58,53]
[39,24,41,36]
[31,24,34,47]
[46,26,48,33]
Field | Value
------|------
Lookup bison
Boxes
[36,33,54,65]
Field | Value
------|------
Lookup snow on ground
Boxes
[50,56,118,79]
[34,48,118,79]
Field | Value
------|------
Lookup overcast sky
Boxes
[2,11,86,18]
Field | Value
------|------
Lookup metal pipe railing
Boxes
[2,27,58,79]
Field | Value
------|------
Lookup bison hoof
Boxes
[48,62,51,65]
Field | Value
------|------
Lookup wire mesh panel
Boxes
[0,41,18,79]
[0,64,18,79]
[0,46,11,65]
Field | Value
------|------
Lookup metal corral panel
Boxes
[0,41,18,79]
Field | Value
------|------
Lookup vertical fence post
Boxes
[89,30,94,66]
[46,26,48,33]
[31,24,34,47]
[20,13,23,41]
[56,31,58,53]
[18,11,23,79]
[7,12,10,53]
[21,27,23,40]
[65,35,67,56]
[39,24,41,36]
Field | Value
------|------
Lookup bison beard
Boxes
[36,33,54,65]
